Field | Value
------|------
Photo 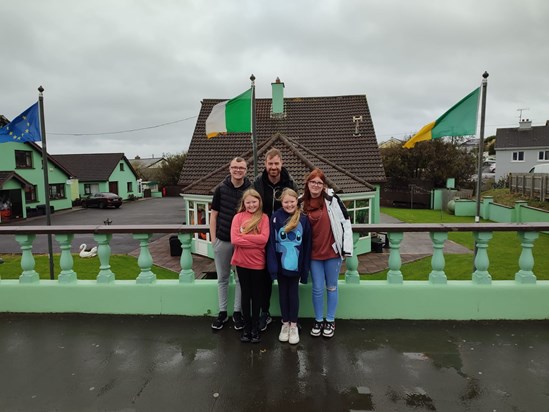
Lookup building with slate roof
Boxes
[179,79,386,257]
[494,119,549,180]
[0,141,74,221]
[53,153,141,200]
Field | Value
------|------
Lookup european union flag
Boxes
[0,102,41,143]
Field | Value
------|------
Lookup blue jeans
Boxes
[310,257,342,322]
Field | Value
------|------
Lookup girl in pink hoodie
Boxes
[231,189,270,343]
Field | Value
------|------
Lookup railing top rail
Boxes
[2,222,549,236]
[354,222,549,234]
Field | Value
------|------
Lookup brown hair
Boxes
[265,148,281,160]
[237,189,264,234]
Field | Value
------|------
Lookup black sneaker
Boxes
[310,320,324,337]
[211,311,228,330]
[240,329,251,343]
[322,321,335,338]
[232,311,245,330]
[251,329,261,344]
[259,312,272,332]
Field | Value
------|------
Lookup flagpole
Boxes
[38,85,55,280]
[250,74,257,177]
[474,72,489,223]
[473,72,489,264]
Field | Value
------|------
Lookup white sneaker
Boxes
[279,323,290,342]
[289,325,300,345]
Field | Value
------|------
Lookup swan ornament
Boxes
[79,243,98,258]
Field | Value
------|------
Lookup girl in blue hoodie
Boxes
[267,188,311,345]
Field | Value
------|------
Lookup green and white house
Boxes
[53,153,142,200]
[179,79,387,257]
[0,141,74,221]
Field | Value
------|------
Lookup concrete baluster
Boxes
[15,234,40,283]
[133,233,156,284]
[178,233,195,283]
[94,233,115,283]
[472,231,492,284]
[55,234,77,283]
[345,232,360,284]
[429,232,448,284]
[387,232,403,284]
[515,231,538,284]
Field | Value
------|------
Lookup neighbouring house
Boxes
[179,79,386,258]
[129,156,167,197]
[494,119,549,180]
[0,141,74,221]
[53,153,142,200]
[378,137,403,149]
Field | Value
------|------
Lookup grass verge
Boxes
[369,207,549,280]
[0,254,179,280]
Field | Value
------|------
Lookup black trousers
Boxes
[236,266,265,330]
[277,275,300,323]
[261,270,273,313]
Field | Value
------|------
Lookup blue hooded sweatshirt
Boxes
[267,208,311,284]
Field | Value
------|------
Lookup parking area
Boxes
[0,197,185,254]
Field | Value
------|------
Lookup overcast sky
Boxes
[2,0,548,159]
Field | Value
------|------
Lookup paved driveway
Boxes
[0,197,185,254]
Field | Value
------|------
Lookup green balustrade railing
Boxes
[2,222,549,319]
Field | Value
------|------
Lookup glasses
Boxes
[230,166,247,171]
[308,180,324,186]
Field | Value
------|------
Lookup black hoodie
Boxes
[253,167,298,216]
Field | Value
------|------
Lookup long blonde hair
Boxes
[237,189,264,234]
[280,188,301,233]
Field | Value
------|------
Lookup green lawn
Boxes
[0,254,179,280]
[367,207,549,280]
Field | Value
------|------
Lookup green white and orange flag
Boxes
[403,87,480,149]
[205,88,252,138]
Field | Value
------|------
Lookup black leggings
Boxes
[277,275,300,323]
[236,266,265,330]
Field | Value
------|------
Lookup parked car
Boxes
[81,192,122,209]
[528,164,549,174]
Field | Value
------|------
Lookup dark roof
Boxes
[0,171,33,189]
[179,94,386,194]
[129,157,166,169]
[53,153,138,182]
[495,122,549,149]
[25,142,74,178]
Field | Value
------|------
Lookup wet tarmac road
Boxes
[1,314,548,411]
[0,197,184,254]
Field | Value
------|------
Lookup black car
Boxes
[81,192,122,209]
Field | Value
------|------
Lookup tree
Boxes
[156,152,187,187]
[380,139,476,189]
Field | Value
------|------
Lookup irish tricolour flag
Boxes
[206,88,252,138]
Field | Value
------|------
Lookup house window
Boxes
[127,182,133,192]
[512,151,524,162]
[188,200,209,241]
[25,185,38,203]
[120,163,125,171]
[343,198,371,225]
[538,151,549,161]
[49,184,66,200]
[15,150,33,168]
[84,183,99,195]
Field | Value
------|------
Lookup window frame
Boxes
[15,150,33,169]
[512,151,524,162]
[49,183,66,200]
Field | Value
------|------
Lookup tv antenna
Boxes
[517,108,530,120]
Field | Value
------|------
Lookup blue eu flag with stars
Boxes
[0,103,41,143]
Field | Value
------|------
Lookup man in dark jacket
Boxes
[210,157,251,330]
[253,148,298,331]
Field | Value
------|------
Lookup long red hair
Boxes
[302,168,327,210]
